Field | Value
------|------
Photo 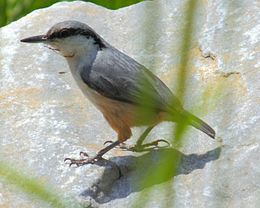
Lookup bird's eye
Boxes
[59,29,70,38]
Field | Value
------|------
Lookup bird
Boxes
[21,20,216,166]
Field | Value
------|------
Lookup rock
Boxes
[0,0,259,207]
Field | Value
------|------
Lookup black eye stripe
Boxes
[47,28,106,49]
[49,28,83,39]
[59,29,70,37]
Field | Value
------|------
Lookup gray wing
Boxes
[80,47,182,112]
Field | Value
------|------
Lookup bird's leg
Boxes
[104,126,153,150]
[65,140,120,167]
[127,126,170,152]
[135,126,155,146]
[105,126,170,152]
[129,139,170,152]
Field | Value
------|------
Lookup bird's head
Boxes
[21,20,106,58]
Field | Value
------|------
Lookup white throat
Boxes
[57,36,99,71]
[49,35,99,68]
[56,36,103,104]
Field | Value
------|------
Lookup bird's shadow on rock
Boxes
[79,146,221,205]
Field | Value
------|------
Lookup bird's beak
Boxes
[20,35,48,43]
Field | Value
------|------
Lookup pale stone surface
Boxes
[0,0,259,207]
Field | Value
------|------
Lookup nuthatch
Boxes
[21,21,215,166]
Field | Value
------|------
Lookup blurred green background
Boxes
[0,0,147,27]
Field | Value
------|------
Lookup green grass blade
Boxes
[0,0,148,27]
[87,0,148,10]
[0,160,68,208]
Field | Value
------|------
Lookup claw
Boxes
[104,141,127,149]
[119,139,171,152]
[65,141,120,167]
[64,158,76,167]
[141,139,170,148]
[64,151,90,167]
[80,151,89,157]
[103,140,113,145]
[64,156,102,167]
[154,139,170,147]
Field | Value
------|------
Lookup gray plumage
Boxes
[21,20,215,140]
[80,44,180,111]
[49,21,178,110]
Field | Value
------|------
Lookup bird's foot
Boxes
[65,140,120,167]
[128,139,171,152]
[104,139,170,152]
[64,151,103,167]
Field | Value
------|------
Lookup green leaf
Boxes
[0,0,148,27]
[0,161,69,208]
[87,0,148,10]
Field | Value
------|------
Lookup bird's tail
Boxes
[175,110,216,139]
[184,110,215,139]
